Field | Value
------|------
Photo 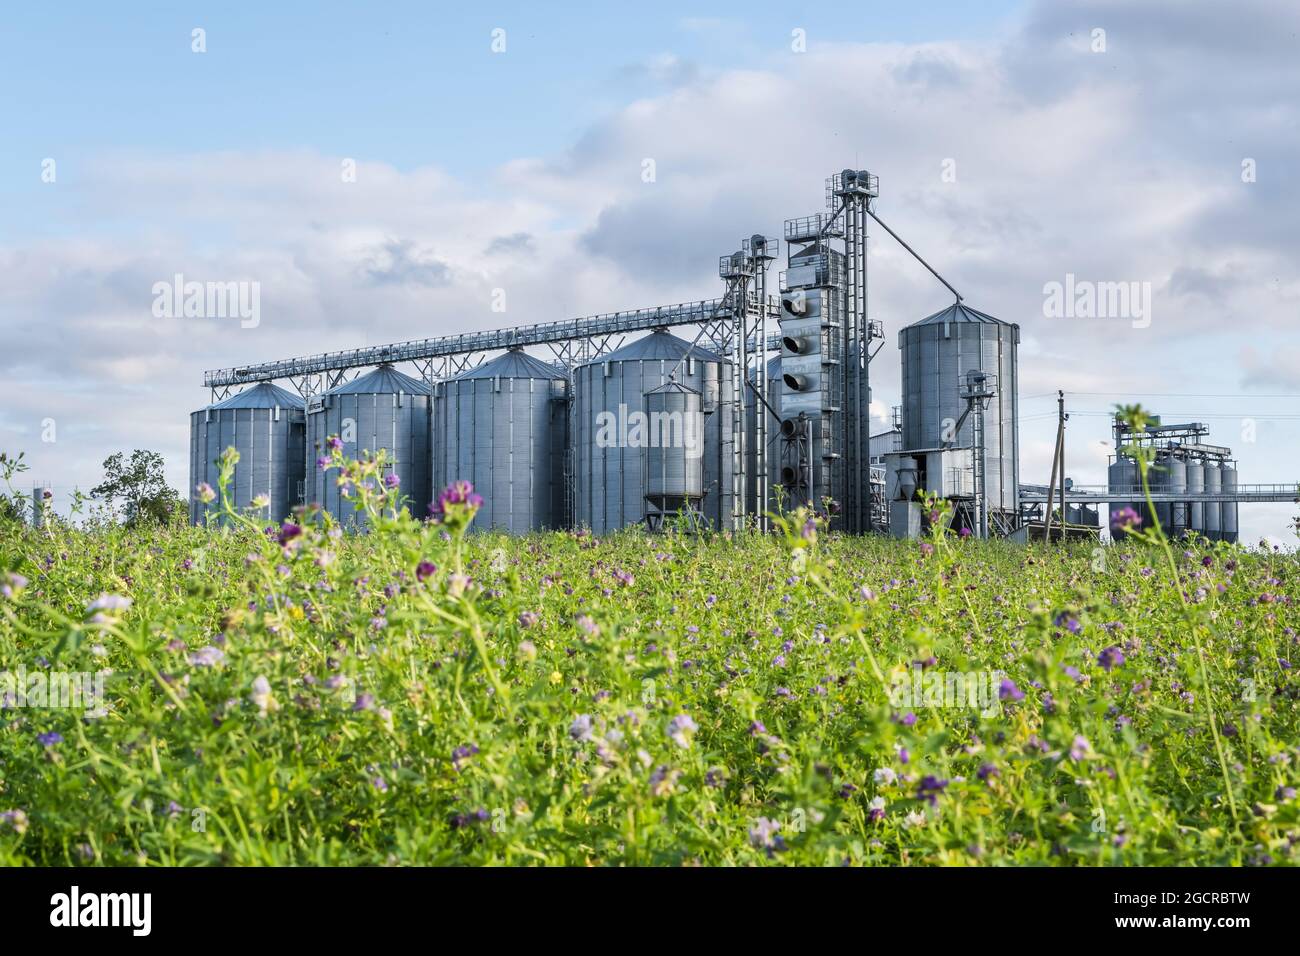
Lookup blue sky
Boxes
[2,0,1298,545]
[2,1,1021,235]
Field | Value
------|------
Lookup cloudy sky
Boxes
[2,0,1298,544]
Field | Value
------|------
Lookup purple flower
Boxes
[37,731,63,747]
[1098,646,1125,671]
[277,522,303,546]
[327,436,344,452]
[517,610,539,629]
[998,678,1024,702]
[919,542,935,557]
[352,693,376,712]
[432,480,484,516]
[189,646,225,668]
[1111,506,1142,532]
[316,456,330,470]
[1054,612,1082,635]
[384,473,401,489]
[452,744,479,770]
[977,763,999,782]
[1070,735,1091,761]
[916,775,949,805]
[415,560,437,582]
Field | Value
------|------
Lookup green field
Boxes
[1,448,1297,866]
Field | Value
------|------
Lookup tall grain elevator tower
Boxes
[776,169,882,531]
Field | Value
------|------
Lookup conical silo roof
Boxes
[454,349,564,380]
[325,364,429,395]
[209,382,304,410]
[588,330,727,366]
[907,303,1010,328]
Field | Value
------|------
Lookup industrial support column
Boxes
[750,234,777,531]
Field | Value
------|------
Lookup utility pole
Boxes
[1057,390,1067,537]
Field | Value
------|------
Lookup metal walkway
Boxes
[1021,484,1298,504]
[204,295,784,389]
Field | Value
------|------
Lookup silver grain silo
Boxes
[1203,461,1222,540]
[644,381,705,524]
[1153,454,1187,535]
[899,304,1019,516]
[1108,456,1139,539]
[307,365,431,527]
[573,330,735,534]
[1186,458,1205,536]
[190,382,305,524]
[432,348,567,534]
[1221,463,1239,543]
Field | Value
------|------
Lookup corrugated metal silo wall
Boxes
[901,321,1019,512]
[432,376,566,533]
[190,406,304,525]
[306,391,431,527]
[645,387,704,501]
[574,357,734,534]
[1203,463,1222,540]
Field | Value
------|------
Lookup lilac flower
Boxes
[569,714,594,742]
[1098,646,1126,671]
[1,572,29,599]
[86,593,131,613]
[189,646,225,668]
[667,714,698,749]
[749,817,785,853]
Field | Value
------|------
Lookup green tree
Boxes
[91,449,183,526]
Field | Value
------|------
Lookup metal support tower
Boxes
[747,234,778,530]
[719,246,755,532]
